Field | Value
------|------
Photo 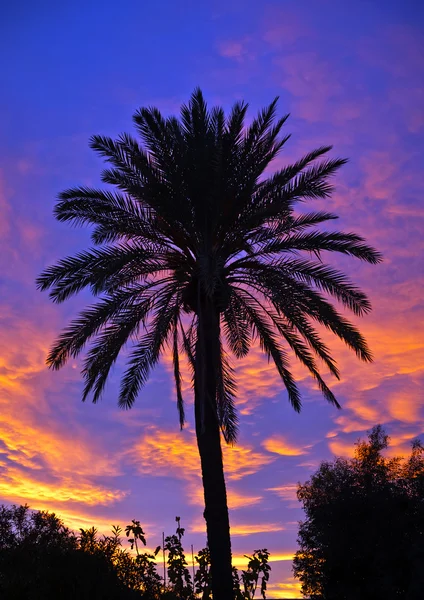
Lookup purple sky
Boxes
[1,1,423,597]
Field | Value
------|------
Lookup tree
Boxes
[293,426,424,599]
[0,505,134,599]
[233,549,271,599]
[162,517,195,600]
[37,89,381,598]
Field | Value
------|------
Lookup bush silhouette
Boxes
[0,505,271,599]
[293,426,424,600]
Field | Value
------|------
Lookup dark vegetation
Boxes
[294,426,424,599]
[0,508,270,600]
[37,88,381,597]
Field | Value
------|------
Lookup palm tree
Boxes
[37,89,381,599]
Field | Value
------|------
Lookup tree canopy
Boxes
[293,426,424,599]
[37,89,382,442]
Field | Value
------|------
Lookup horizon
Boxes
[1,1,423,597]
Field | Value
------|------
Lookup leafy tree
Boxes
[37,89,381,598]
[232,550,271,600]
[0,505,132,599]
[242,549,271,599]
[124,520,162,598]
[164,517,194,599]
[293,426,424,599]
[194,547,211,599]
[79,522,162,597]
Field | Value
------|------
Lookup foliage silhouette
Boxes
[0,505,135,599]
[233,549,271,600]
[194,546,211,598]
[37,88,381,598]
[164,517,194,599]
[0,506,271,599]
[293,426,424,599]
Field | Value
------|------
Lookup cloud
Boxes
[226,488,263,509]
[0,307,128,515]
[187,483,262,510]
[130,428,200,478]
[0,170,46,281]
[267,484,298,505]
[273,52,346,123]
[191,519,284,537]
[0,175,11,238]
[328,437,357,459]
[262,436,308,457]
[217,38,254,62]
[267,580,302,599]
[0,467,125,508]
[230,522,284,536]
[131,427,274,482]
[262,8,311,48]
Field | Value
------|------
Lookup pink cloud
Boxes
[0,174,11,238]
[262,7,313,48]
[216,37,255,62]
[273,52,345,123]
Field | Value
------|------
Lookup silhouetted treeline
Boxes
[0,508,270,599]
[293,425,424,600]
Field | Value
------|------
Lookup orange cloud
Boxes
[227,488,263,509]
[0,309,127,516]
[262,436,308,457]
[328,437,357,458]
[187,482,262,510]
[131,427,274,483]
[0,467,125,508]
[231,522,284,536]
[130,428,200,477]
[191,519,284,537]
[329,425,423,462]
[267,580,302,599]
[267,484,298,505]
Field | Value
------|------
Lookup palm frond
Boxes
[269,312,340,408]
[258,231,382,264]
[247,211,339,248]
[180,315,197,374]
[46,282,160,369]
[253,268,373,363]
[36,244,165,302]
[119,288,180,409]
[231,257,373,316]
[222,292,251,358]
[231,287,301,411]
[216,346,238,444]
[172,319,185,429]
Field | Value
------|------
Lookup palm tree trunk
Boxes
[195,300,233,600]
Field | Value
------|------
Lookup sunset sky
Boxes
[1,1,423,597]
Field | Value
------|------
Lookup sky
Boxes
[0,1,423,597]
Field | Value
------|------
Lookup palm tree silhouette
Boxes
[37,89,381,599]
